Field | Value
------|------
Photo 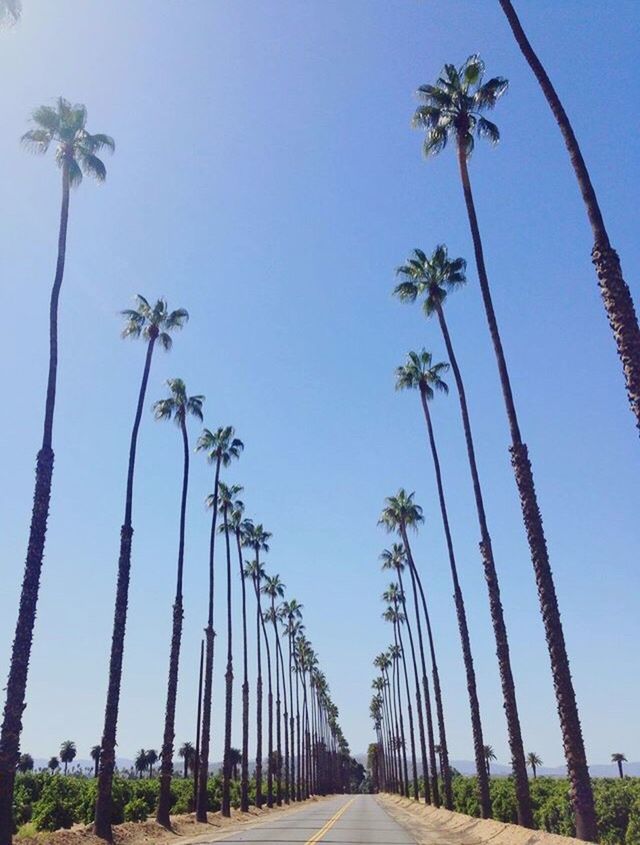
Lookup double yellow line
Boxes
[305,798,355,845]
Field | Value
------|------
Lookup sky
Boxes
[0,0,639,770]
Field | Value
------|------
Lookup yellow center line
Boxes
[305,797,355,845]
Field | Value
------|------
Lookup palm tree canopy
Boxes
[48,757,59,771]
[214,481,243,515]
[153,378,204,426]
[611,753,627,763]
[394,245,467,317]
[395,349,450,400]
[59,740,76,763]
[121,295,188,351]
[179,741,195,759]
[90,745,101,762]
[263,573,286,600]
[379,489,424,534]
[243,558,266,582]
[135,749,147,771]
[413,55,508,158]
[196,425,244,466]
[526,751,542,767]
[22,97,115,187]
[484,745,497,761]
[0,0,21,27]
[379,543,406,573]
[242,522,272,555]
[145,749,158,766]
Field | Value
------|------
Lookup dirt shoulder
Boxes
[376,794,596,845]
[16,795,330,845]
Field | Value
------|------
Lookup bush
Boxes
[123,798,148,822]
[32,777,83,831]
[626,798,640,845]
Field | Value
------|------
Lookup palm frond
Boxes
[477,117,500,145]
[20,128,52,154]
[78,150,107,182]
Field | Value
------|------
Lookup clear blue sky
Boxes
[1,0,638,768]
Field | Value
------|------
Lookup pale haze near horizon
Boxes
[0,0,638,769]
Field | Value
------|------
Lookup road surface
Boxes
[206,795,416,844]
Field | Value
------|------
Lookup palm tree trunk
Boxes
[401,528,449,809]
[418,387,489,814]
[95,332,159,840]
[157,417,190,826]
[275,623,290,803]
[0,165,70,845]
[396,570,431,804]
[435,299,532,827]
[498,0,640,437]
[259,608,274,807]
[394,625,417,800]
[236,532,250,813]
[385,667,404,795]
[254,567,264,809]
[271,602,282,805]
[456,142,592,836]
[288,626,296,801]
[294,655,301,801]
[221,510,233,818]
[196,459,221,822]
[618,760,623,780]
[193,640,204,808]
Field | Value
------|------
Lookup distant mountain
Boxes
[355,754,640,779]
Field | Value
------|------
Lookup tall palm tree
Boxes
[59,740,76,775]
[194,426,243,821]
[0,0,20,26]
[396,349,486,811]
[47,757,59,775]
[384,613,411,799]
[242,525,271,807]
[153,379,204,825]
[263,575,286,805]
[379,492,450,808]
[484,745,497,778]
[90,746,101,778]
[395,246,529,825]
[498,1,640,433]
[611,753,627,780]
[230,506,252,812]
[145,749,158,779]
[217,482,243,817]
[135,749,147,779]
[0,100,114,845]
[179,742,195,779]
[380,545,432,805]
[282,600,303,801]
[413,57,595,838]
[526,752,542,780]
[96,297,186,834]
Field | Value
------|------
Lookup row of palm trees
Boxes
[0,96,352,842]
[368,24,640,838]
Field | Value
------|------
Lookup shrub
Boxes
[626,798,640,845]
[123,797,148,822]
[32,777,83,831]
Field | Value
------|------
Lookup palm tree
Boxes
[380,545,432,805]
[145,749,158,779]
[96,297,186,836]
[17,754,33,773]
[526,752,542,780]
[47,757,59,774]
[384,614,411,799]
[217,482,243,818]
[396,350,486,811]
[413,57,596,838]
[230,506,252,812]
[194,426,243,820]
[282,600,303,801]
[242,524,272,808]
[135,749,147,779]
[0,0,20,26]
[263,575,286,805]
[153,379,204,825]
[90,746,101,778]
[0,100,113,845]
[498,1,640,433]
[179,742,196,779]
[379,492,449,809]
[59,740,76,775]
[395,246,528,824]
[611,753,627,780]
[484,746,497,778]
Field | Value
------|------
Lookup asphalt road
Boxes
[207,795,416,844]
